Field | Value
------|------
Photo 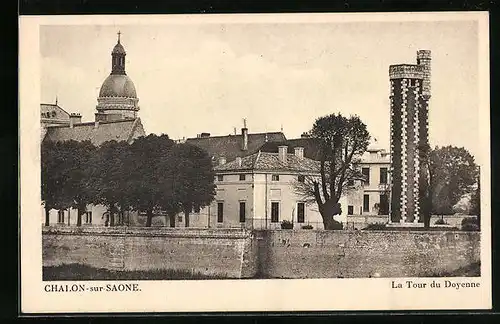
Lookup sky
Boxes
[40,20,480,159]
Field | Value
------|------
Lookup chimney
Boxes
[69,113,82,128]
[241,127,248,151]
[236,156,242,167]
[200,132,210,138]
[301,132,310,138]
[219,156,226,166]
[294,147,304,159]
[278,145,288,163]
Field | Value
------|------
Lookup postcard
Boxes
[19,12,491,313]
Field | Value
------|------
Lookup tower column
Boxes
[389,51,431,226]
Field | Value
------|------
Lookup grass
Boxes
[43,264,230,281]
[425,262,481,277]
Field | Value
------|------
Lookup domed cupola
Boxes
[95,31,140,122]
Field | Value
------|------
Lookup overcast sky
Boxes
[40,20,480,159]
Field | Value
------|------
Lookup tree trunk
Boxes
[184,210,190,228]
[44,206,50,226]
[319,200,342,230]
[145,209,153,227]
[169,214,176,228]
[76,202,85,227]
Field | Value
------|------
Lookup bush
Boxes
[461,217,478,226]
[364,222,387,230]
[301,224,313,229]
[461,217,479,231]
[434,218,447,225]
[280,220,294,229]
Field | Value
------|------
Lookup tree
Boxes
[41,139,95,226]
[168,143,216,227]
[470,166,480,227]
[128,134,177,227]
[296,113,370,230]
[41,140,67,226]
[421,145,478,227]
[85,140,133,227]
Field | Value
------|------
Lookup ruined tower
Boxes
[389,50,431,224]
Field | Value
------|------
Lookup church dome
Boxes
[99,74,137,98]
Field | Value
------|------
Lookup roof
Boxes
[43,118,145,146]
[112,42,126,55]
[185,132,286,161]
[99,74,137,98]
[258,137,322,160]
[214,151,320,173]
[41,103,70,114]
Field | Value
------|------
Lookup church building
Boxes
[41,33,146,226]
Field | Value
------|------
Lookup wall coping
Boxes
[42,226,253,239]
[253,229,479,235]
[42,226,479,238]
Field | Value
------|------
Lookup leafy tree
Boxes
[85,140,133,226]
[41,140,68,226]
[296,113,370,230]
[470,167,480,227]
[128,134,177,227]
[41,139,95,226]
[421,145,478,227]
[168,143,216,227]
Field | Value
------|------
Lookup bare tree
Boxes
[294,113,370,230]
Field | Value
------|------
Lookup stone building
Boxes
[389,50,431,224]
[41,33,146,226]
[183,125,389,229]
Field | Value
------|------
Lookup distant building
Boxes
[182,145,342,230]
[346,143,390,218]
[389,50,431,224]
[41,32,146,227]
[185,127,286,163]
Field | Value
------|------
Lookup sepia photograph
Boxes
[20,12,491,312]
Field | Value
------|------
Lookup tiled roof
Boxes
[185,132,286,161]
[40,103,70,116]
[258,137,323,160]
[214,151,320,173]
[43,118,145,146]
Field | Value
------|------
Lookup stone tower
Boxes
[389,50,431,224]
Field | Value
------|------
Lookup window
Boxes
[380,167,388,184]
[298,175,305,183]
[271,202,280,223]
[297,202,305,223]
[347,206,354,215]
[217,175,224,181]
[85,211,92,224]
[362,168,370,185]
[239,174,246,181]
[272,174,280,181]
[239,202,246,223]
[363,195,370,213]
[57,210,64,223]
[217,202,224,223]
